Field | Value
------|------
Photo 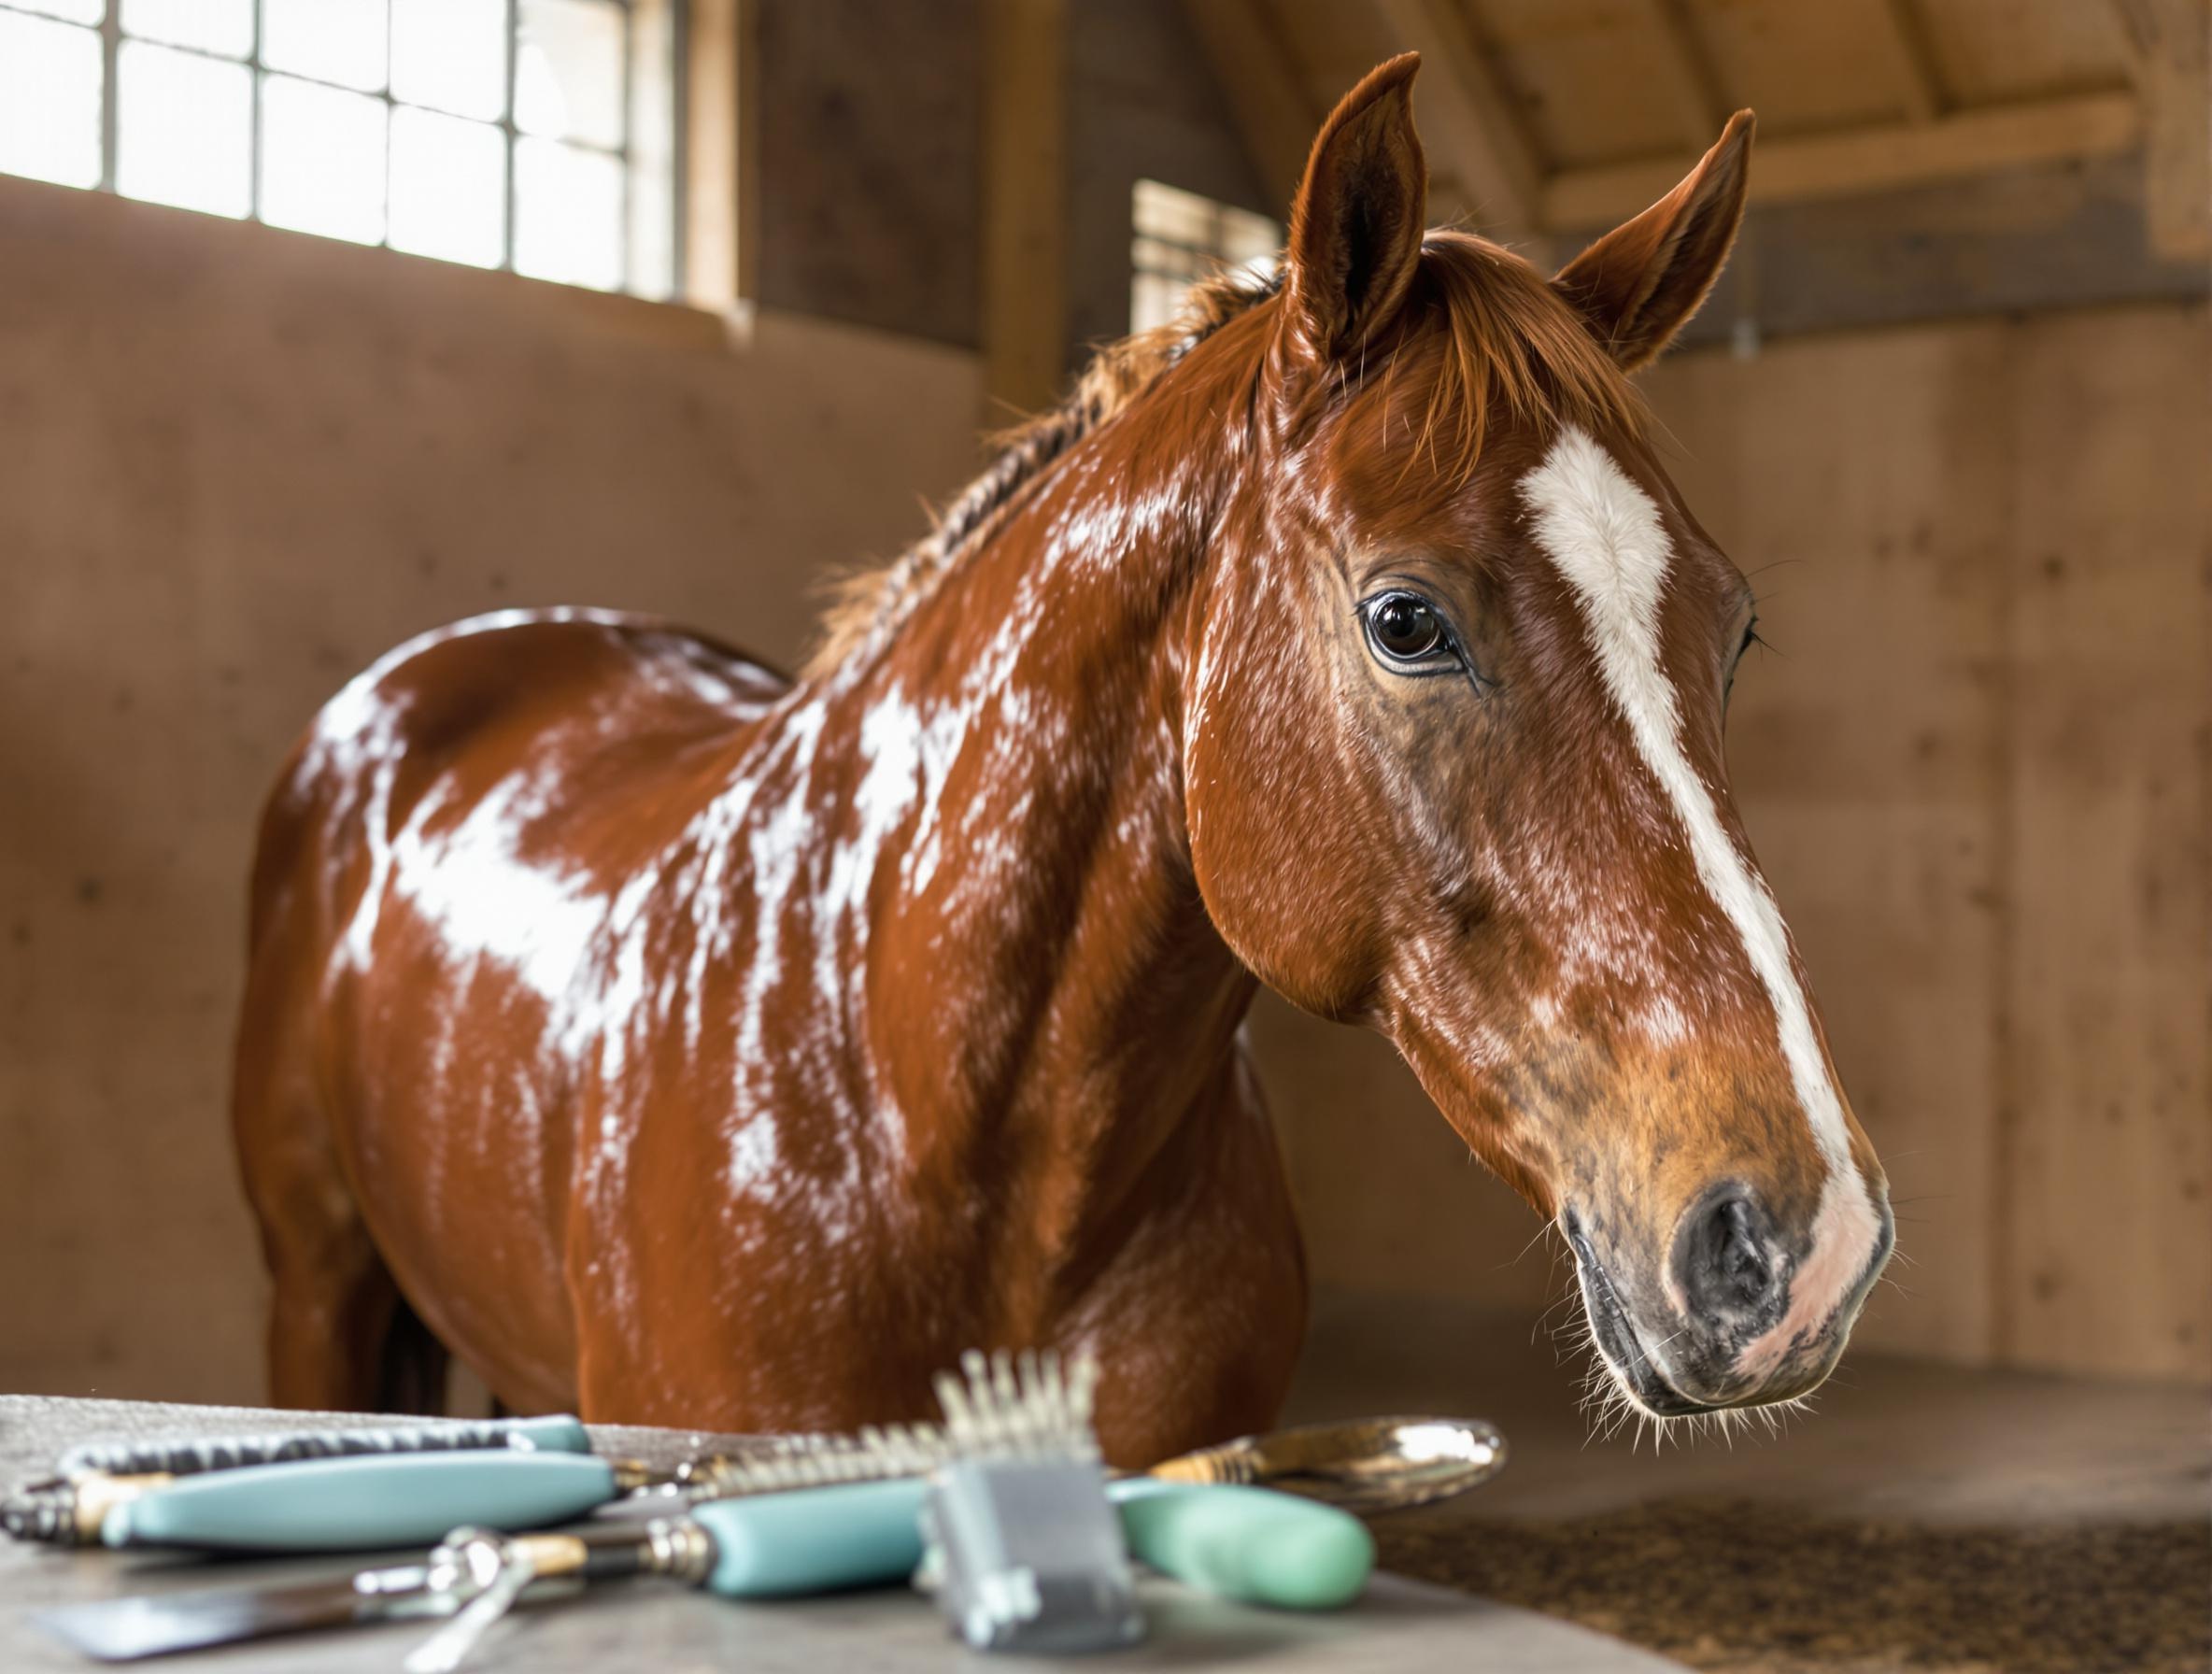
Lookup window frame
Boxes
[0,0,680,299]
[1129,177,1280,336]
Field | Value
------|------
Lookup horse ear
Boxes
[1552,110,1754,372]
[1282,53,1428,370]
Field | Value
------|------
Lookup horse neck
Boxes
[812,422,1255,1242]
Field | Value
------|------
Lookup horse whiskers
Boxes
[1555,1276,1823,1454]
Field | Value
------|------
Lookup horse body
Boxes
[238,56,1895,1457]
[239,575,1305,1461]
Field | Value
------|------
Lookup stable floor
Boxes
[1286,1292,2212,1673]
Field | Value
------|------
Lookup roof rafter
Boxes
[1371,0,1546,246]
[1544,92,2145,229]
[1874,0,1947,122]
[1641,0,1733,146]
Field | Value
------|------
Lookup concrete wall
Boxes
[0,173,984,1403]
[1262,299,2212,1385]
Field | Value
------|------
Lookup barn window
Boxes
[1130,178,1278,334]
[0,0,679,298]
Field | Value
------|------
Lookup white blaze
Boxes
[1520,427,1880,1375]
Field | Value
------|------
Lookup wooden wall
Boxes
[1265,299,2212,1384]
[0,175,984,1405]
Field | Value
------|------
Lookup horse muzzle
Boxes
[1566,1181,1894,1416]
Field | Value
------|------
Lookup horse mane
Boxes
[803,231,1642,678]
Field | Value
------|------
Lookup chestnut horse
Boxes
[234,56,1893,1464]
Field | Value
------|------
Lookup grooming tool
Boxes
[663,1412,1505,1516]
[34,1478,937,1664]
[1108,1480,1374,1610]
[96,1450,655,1553]
[915,1351,1143,1652]
[1142,1414,1506,1513]
[4,1413,589,1547]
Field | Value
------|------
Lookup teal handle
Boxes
[692,1478,930,1597]
[503,1414,593,1454]
[102,1453,618,1552]
[1108,1480,1374,1610]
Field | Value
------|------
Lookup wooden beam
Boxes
[2117,0,2211,262]
[1178,0,1324,215]
[1874,0,1947,123]
[982,0,1068,418]
[1641,0,1731,147]
[681,0,755,311]
[1372,0,1545,244]
[1544,92,2145,229]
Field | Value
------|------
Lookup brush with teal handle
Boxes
[4,1412,593,1548]
[100,1451,643,1552]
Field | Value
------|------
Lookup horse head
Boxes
[1182,57,1893,1424]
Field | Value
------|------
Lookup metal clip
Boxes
[919,1350,1143,1653]
[403,1527,568,1674]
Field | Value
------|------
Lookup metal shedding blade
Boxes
[34,1567,431,1661]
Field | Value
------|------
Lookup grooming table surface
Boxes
[0,1397,1688,1671]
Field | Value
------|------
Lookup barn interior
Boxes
[0,2,2206,1670]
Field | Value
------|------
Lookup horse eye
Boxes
[1365,593,1446,662]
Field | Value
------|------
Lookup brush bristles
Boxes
[934,1348,1100,1463]
[685,1348,1102,1498]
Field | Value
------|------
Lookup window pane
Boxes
[262,0,388,93]
[624,0,675,299]
[515,136,620,291]
[390,0,504,121]
[5,0,105,22]
[516,0,623,149]
[120,0,250,57]
[1133,179,1213,245]
[0,14,102,189]
[260,75,385,246]
[389,106,503,268]
[117,39,250,217]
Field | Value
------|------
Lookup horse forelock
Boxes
[801,230,1645,679]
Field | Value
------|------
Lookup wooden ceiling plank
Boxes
[2103,0,2156,81]
[1875,0,1948,122]
[2118,0,2212,261]
[1543,92,2146,228]
[1371,0,1546,244]
[1642,0,1734,146]
[1178,0,1326,214]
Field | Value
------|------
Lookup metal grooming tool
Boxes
[4,1414,590,1548]
[915,1349,1144,1653]
[1142,1415,1506,1513]
[35,1478,935,1664]
[659,1412,1506,1517]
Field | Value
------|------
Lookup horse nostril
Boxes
[1680,1192,1775,1319]
[1715,1199,1770,1304]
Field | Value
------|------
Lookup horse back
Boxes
[237,608,792,1408]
